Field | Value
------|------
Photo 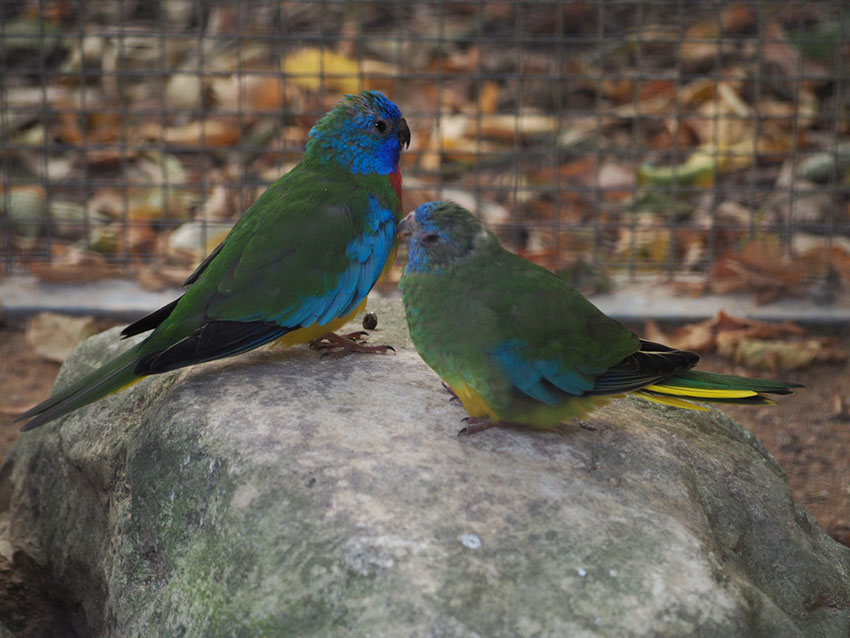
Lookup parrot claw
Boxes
[458,416,497,436]
[310,332,395,359]
[310,331,367,350]
[441,382,462,404]
[341,330,369,341]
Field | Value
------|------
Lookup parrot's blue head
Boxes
[399,201,497,275]
[307,90,410,175]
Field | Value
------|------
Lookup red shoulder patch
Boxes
[388,165,403,207]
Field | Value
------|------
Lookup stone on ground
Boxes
[2,298,849,637]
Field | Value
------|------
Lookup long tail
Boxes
[15,345,144,431]
[633,369,802,411]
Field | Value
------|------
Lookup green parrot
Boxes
[398,201,800,434]
[18,91,410,431]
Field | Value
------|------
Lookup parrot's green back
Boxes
[18,91,410,431]
[402,241,639,424]
[399,202,800,429]
[140,161,398,356]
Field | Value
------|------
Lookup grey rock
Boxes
[2,298,849,638]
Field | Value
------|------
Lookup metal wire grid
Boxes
[0,1,848,289]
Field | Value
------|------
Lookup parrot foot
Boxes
[340,330,369,342]
[458,417,497,436]
[578,421,597,431]
[441,382,462,404]
[310,332,395,359]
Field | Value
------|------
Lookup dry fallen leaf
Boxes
[644,318,718,352]
[680,4,755,66]
[126,223,159,254]
[717,334,845,372]
[359,59,403,93]
[28,245,124,283]
[638,151,715,188]
[646,310,841,372]
[196,183,235,222]
[282,48,360,94]
[136,264,195,291]
[57,109,120,144]
[477,112,560,143]
[614,216,672,267]
[762,20,829,82]
[211,74,293,113]
[125,186,193,223]
[0,185,47,238]
[165,72,205,111]
[710,237,805,302]
[25,312,98,363]
[167,220,234,261]
[150,117,241,148]
[827,394,850,422]
[645,310,807,354]
[478,81,501,115]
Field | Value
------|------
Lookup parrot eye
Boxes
[421,232,441,244]
[374,119,388,133]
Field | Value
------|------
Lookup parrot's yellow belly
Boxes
[269,297,370,348]
[448,379,612,428]
[450,381,497,419]
[268,243,397,349]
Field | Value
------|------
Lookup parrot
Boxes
[18,90,411,431]
[398,201,801,434]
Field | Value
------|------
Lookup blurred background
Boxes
[2,0,849,300]
[0,1,849,544]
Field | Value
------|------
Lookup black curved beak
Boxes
[397,118,411,149]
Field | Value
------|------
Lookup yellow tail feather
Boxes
[106,375,147,397]
[632,391,711,411]
[643,384,757,399]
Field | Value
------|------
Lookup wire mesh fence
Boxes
[0,0,848,302]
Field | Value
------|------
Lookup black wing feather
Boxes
[184,241,224,287]
[120,242,226,339]
[134,320,291,375]
[589,340,699,395]
[121,297,182,339]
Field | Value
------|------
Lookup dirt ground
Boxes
[0,320,848,635]
[700,351,850,548]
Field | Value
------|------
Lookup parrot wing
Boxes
[475,252,698,405]
[588,339,700,395]
[121,236,225,339]
[455,250,640,406]
[127,165,397,374]
[462,249,789,412]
